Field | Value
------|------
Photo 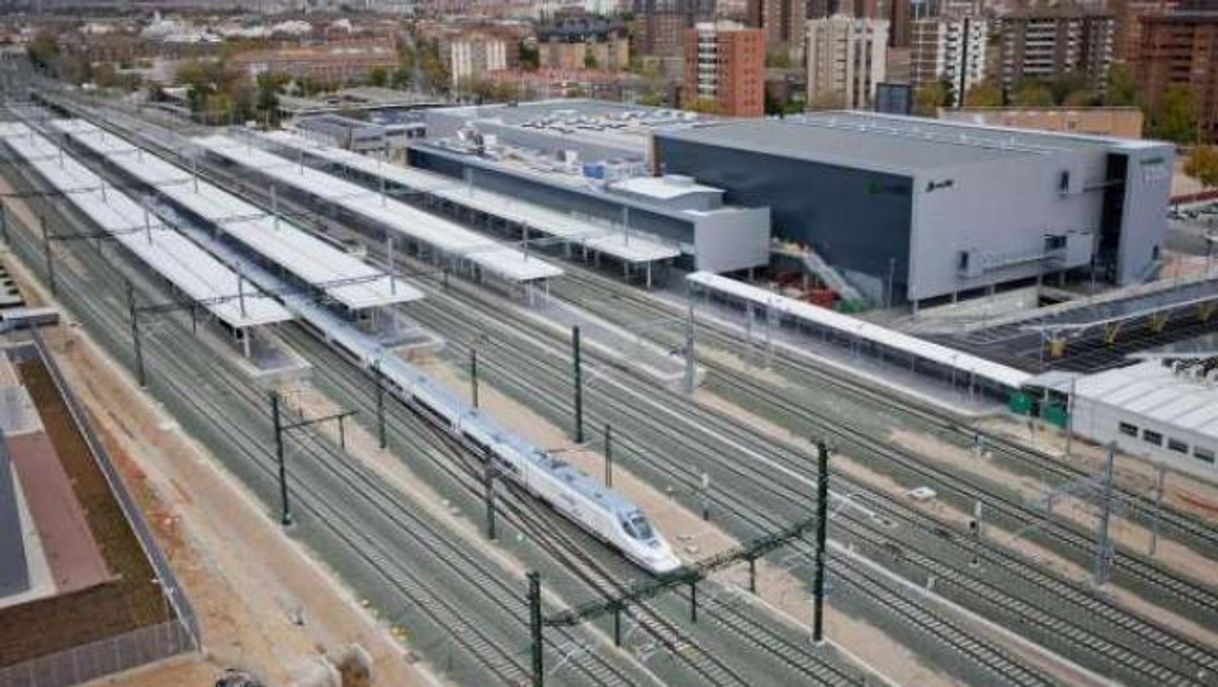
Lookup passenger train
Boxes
[318,316,683,576]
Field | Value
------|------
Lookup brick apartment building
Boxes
[228,37,398,87]
[994,9,1115,93]
[683,21,766,117]
[1137,9,1218,141]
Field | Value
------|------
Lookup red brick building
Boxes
[1136,10,1218,141]
[683,21,765,117]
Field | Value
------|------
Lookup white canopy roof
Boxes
[194,134,563,283]
[687,271,1033,391]
[0,122,292,329]
[52,119,421,311]
[259,130,680,264]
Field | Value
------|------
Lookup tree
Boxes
[26,31,59,72]
[1047,71,1090,105]
[914,80,949,116]
[685,97,721,114]
[256,72,289,126]
[963,79,1003,107]
[368,66,388,87]
[584,50,598,69]
[765,49,792,69]
[1148,84,1198,144]
[1104,63,1137,107]
[1010,79,1054,106]
[1185,145,1218,191]
[1062,89,1100,107]
[519,41,539,71]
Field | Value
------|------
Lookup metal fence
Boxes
[0,333,201,687]
[0,618,195,687]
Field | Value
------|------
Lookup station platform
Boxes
[673,274,1012,418]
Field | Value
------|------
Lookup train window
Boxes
[621,512,655,541]
[1118,422,1138,437]
[1196,447,1216,464]
[1167,438,1189,454]
[1143,430,1163,446]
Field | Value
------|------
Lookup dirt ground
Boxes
[0,240,441,687]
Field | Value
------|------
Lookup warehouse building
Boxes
[1066,357,1218,480]
[653,112,1173,307]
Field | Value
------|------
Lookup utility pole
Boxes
[0,200,8,245]
[812,440,830,644]
[572,325,583,443]
[374,361,386,449]
[470,347,479,409]
[270,392,294,527]
[39,213,55,296]
[604,423,613,488]
[484,457,497,540]
[268,392,353,528]
[126,281,145,388]
[528,571,543,687]
[684,289,697,393]
[1149,464,1167,557]
[1094,443,1116,586]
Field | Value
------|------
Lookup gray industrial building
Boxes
[654,112,1174,307]
[412,101,770,274]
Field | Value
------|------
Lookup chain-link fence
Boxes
[0,618,195,687]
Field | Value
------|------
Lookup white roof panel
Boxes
[52,119,421,311]
[194,134,562,283]
[686,271,1033,391]
[1074,361,1218,441]
[256,131,679,265]
[1,123,292,329]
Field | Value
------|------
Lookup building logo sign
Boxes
[925,179,955,193]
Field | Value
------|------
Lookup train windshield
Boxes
[622,512,655,541]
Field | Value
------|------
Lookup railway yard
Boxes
[0,62,1217,687]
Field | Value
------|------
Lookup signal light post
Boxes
[269,391,355,527]
[572,325,583,444]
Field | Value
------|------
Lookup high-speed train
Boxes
[368,344,684,575]
[301,307,682,574]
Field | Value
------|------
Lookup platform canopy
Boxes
[194,134,563,284]
[52,119,422,311]
[259,130,681,265]
[687,271,1033,391]
[0,122,292,329]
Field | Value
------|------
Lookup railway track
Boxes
[38,98,1218,686]
[403,280,1218,686]
[0,123,653,687]
[551,271,1218,564]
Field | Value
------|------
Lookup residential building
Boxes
[228,38,398,87]
[634,0,717,57]
[449,38,509,88]
[1109,0,1180,61]
[806,14,890,109]
[1136,9,1218,142]
[938,106,1144,137]
[684,21,766,116]
[747,0,806,52]
[994,9,1115,93]
[537,12,631,71]
[911,16,987,105]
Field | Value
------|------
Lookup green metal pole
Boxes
[126,281,145,388]
[812,440,830,644]
[272,393,293,526]
[528,571,543,687]
[572,325,583,443]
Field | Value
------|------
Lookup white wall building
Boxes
[911,16,987,106]
[805,14,890,110]
[449,38,508,89]
[1069,359,1218,482]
